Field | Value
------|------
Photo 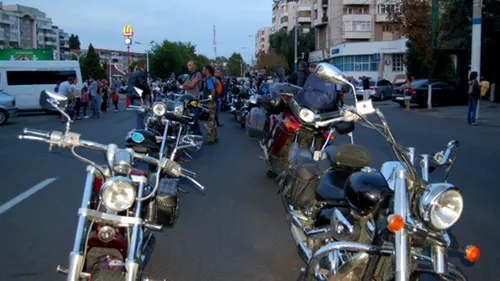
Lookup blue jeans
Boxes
[132,98,145,129]
[467,96,478,123]
[92,97,102,118]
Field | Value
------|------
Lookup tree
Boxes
[69,34,81,50]
[255,50,289,74]
[80,43,105,80]
[149,40,209,78]
[270,28,316,73]
[226,53,245,77]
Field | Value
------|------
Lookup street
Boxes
[0,101,498,281]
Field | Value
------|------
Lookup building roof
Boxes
[71,48,145,57]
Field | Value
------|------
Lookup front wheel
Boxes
[0,109,8,125]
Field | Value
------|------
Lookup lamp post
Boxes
[71,51,85,61]
[135,40,155,81]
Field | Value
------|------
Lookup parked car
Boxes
[0,91,18,125]
[119,85,128,93]
[391,79,467,107]
[355,79,394,100]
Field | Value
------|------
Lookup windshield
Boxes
[293,74,339,113]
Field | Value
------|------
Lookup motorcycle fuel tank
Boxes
[344,168,393,216]
[125,129,159,154]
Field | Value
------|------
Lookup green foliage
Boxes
[405,40,455,82]
[226,53,245,77]
[69,34,81,50]
[255,50,289,75]
[80,44,106,80]
[149,40,210,77]
[269,28,315,73]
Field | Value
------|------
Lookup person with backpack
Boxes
[288,61,308,87]
[467,71,481,125]
[214,69,225,127]
[202,65,219,144]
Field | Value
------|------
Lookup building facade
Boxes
[255,27,271,56]
[72,48,146,74]
[0,2,70,60]
[272,0,312,34]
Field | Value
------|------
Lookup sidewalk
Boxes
[413,100,500,126]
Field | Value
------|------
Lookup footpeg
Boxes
[56,265,91,279]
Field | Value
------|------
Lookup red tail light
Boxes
[412,90,417,95]
[371,88,376,93]
[392,89,398,94]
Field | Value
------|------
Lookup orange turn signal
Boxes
[329,135,337,142]
[465,245,480,263]
[283,122,294,133]
[387,214,405,233]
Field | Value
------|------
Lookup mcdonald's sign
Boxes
[123,25,134,37]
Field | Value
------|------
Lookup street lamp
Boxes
[135,40,155,77]
[71,51,85,61]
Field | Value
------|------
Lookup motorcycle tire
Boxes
[90,268,125,281]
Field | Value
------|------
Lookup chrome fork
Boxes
[125,179,146,281]
[394,168,409,281]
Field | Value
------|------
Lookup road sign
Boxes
[373,53,381,62]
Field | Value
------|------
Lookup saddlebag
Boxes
[153,178,179,226]
[280,149,322,208]
[245,107,267,140]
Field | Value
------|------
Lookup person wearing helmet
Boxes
[288,61,308,87]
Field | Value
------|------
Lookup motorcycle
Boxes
[253,81,341,178]
[21,90,205,281]
[280,63,480,280]
[230,86,251,127]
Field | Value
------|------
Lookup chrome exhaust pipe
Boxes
[292,215,330,240]
[327,252,369,281]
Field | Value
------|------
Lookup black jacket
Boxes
[127,69,151,100]
[287,71,308,88]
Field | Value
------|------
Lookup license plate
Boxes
[395,97,404,101]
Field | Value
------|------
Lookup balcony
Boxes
[314,16,328,27]
[376,14,389,22]
[342,14,372,39]
[298,6,312,12]
[342,14,372,22]
[343,0,369,4]
[298,16,311,23]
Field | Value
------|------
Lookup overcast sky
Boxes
[5,0,272,63]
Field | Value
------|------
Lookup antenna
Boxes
[213,25,217,62]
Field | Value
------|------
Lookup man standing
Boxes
[467,71,481,125]
[308,63,317,77]
[127,60,151,129]
[214,69,224,127]
[89,77,100,118]
[59,77,76,121]
[202,65,219,144]
[256,69,267,89]
[288,61,308,87]
[183,61,203,134]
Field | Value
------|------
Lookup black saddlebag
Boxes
[280,149,322,208]
[245,107,267,140]
[153,178,179,226]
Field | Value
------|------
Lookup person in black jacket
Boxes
[127,60,151,129]
[288,61,308,87]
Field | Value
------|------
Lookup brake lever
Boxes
[181,174,205,191]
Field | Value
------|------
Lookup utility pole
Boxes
[472,0,482,119]
[213,25,217,66]
[294,0,299,71]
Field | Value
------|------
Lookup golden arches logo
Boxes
[123,25,134,37]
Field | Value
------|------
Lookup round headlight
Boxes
[174,104,184,116]
[419,184,463,230]
[299,108,315,123]
[101,177,136,212]
[152,102,167,116]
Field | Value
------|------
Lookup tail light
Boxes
[412,90,417,95]
[371,88,377,93]
[392,89,398,94]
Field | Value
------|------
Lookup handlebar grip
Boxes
[314,111,342,122]
[181,168,196,178]
[23,128,51,139]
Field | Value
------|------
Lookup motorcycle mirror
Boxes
[134,87,144,98]
[180,134,203,151]
[40,90,68,111]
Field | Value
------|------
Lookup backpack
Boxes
[215,78,223,96]
[468,80,480,99]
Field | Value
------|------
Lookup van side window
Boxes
[7,70,77,85]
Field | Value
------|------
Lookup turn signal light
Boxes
[329,135,337,142]
[387,214,405,233]
[283,122,294,133]
[465,245,480,263]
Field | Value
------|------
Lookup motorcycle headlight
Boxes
[152,102,167,116]
[419,183,463,230]
[101,177,136,212]
[299,108,315,123]
[174,104,184,116]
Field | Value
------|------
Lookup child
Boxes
[81,84,89,118]
[112,91,120,112]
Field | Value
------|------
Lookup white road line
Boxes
[0,178,57,216]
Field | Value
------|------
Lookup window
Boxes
[377,4,386,14]
[299,11,311,17]
[383,24,391,32]
[6,70,77,86]
[280,16,288,23]
[358,7,368,14]
[314,9,318,19]
[343,8,353,14]
[346,21,371,32]
[392,54,404,72]
[331,55,379,72]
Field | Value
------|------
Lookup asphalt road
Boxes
[0,100,498,281]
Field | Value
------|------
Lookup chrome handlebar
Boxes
[19,128,203,189]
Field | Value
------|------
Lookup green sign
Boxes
[0,49,54,61]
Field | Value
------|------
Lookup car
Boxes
[391,79,467,107]
[355,79,394,100]
[119,85,128,93]
[0,91,18,125]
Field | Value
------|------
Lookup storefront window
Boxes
[331,55,379,72]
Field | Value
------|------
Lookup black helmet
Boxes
[177,74,189,85]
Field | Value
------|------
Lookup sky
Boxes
[5,0,272,63]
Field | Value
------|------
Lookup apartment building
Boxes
[271,0,312,34]
[72,48,145,74]
[310,0,406,82]
[255,27,271,56]
[0,2,70,60]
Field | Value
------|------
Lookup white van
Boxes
[0,61,83,110]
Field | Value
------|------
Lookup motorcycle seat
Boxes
[324,144,372,169]
[315,170,351,202]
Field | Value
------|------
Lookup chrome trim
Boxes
[113,149,133,175]
[380,161,406,191]
[408,147,416,165]
[330,209,354,241]
[431,245,448,275]
[159,121,169,159]
[421,154,430,182]
[78,208,143,226]
[131,175,148,185]
[394,168,409,281]
[126,181,145,280]
[418,183,463,231]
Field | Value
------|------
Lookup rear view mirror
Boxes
[134,87,143,98]
[315,62,357,102]
[39,90,68,111]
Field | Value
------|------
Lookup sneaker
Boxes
[84,116,89,119]
[76,117,82,120]
[115,109,118,112]
[471,122,477,126]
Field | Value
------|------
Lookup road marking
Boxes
[0,178,57,216]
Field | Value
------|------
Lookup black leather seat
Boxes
[315,170,351,202]
[324,144,372,169]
